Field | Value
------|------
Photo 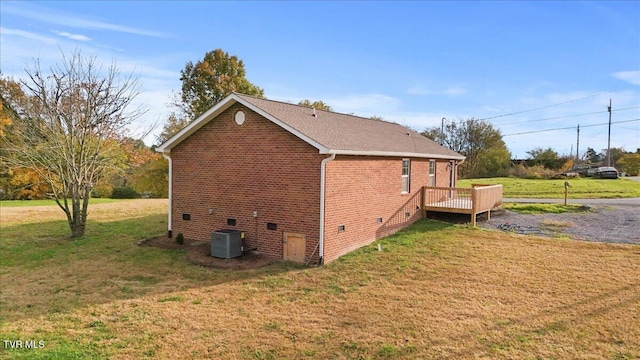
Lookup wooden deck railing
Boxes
[421,186,472,210]
[421,184,503,226]
[471,184,502,226]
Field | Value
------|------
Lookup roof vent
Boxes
[312,108,317,118]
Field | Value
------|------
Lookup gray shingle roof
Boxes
[157,93,465,160]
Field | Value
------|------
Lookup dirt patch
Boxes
[139,236,278,270]
[479,204,640,245]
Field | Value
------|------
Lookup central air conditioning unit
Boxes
[210,229,243,259]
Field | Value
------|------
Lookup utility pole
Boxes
[576,124,580,163]
[607,99,612,166]
[441,117,446,146]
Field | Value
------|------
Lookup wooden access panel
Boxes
[283,233,306,263]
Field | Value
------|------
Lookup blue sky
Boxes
[1,1,639,158]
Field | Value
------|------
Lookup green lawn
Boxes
[503,203,591,214]
[458,177,640,198]
[1,200,638,359]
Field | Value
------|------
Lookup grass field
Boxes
[458,177,640,198]
[0,198,120,207]
[1,200,639,359]
[502,203,591,214]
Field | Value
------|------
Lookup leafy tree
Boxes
[179,49,264,119]
[1,76,27,198]
[2,50,144,237]
[475,145,512,178]
[129,155,168,197]
[0,76,25,137]
[8,167,51,199]
[298,99,332,111]
[525,147,567,170]
[616,153,640,176]
[604,147,626,167]
[156,112,189,145]
[110,137,156,187]
[585,147,602,165]
[422,118,510,178]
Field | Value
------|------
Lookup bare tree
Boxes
[3,50,145,237]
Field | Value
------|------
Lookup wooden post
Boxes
[471,186,477,227]
[420,186,426,219]
[564,181,570,206]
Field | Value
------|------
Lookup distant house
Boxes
[157,93,465,264]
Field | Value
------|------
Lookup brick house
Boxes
[156,93,465,264]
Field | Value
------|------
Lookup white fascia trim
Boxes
[324,149,465,161]
[156,93,330,154]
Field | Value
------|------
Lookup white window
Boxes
[429,160,436,187]
[401,159,410,193]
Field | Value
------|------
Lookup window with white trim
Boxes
[429,160,436,187]
[401,159,410,193]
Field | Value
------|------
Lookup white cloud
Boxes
[406,85,429,95]
[0,27,57,44]
[407,85,467,96]
[612,71,640,86]
[54,31,91,42]
[2,3,166,38]
[443,87,467,96]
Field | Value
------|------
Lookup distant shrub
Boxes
[508,164,557,179]
[176,233,184,245]
[111,186,139,199]
[91,184,113,198]
[509,164,529,178]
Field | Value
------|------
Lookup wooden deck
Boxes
[421,184,503,226]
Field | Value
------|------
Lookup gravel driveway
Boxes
[480,204,640,245]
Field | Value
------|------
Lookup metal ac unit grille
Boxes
[211,229,243,259]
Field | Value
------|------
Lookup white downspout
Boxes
[319,153,336,264]
[162,152,173,238]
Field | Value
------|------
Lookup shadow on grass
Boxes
[425,211,486,225]
[0,214,302,323]
[1,216,459,325]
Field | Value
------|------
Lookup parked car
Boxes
[570,164,591,176]
[586,167,598,177]
[593,166,618,179]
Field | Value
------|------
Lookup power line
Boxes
[502,118,640,136]
[476,91,612,121]
[497,110,604,126]
[495,106,640,126]
[583,129,605,141]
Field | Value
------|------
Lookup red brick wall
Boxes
[322,156,454,262]
[170,103,323,261]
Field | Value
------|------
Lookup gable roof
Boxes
[157,93,465,160]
